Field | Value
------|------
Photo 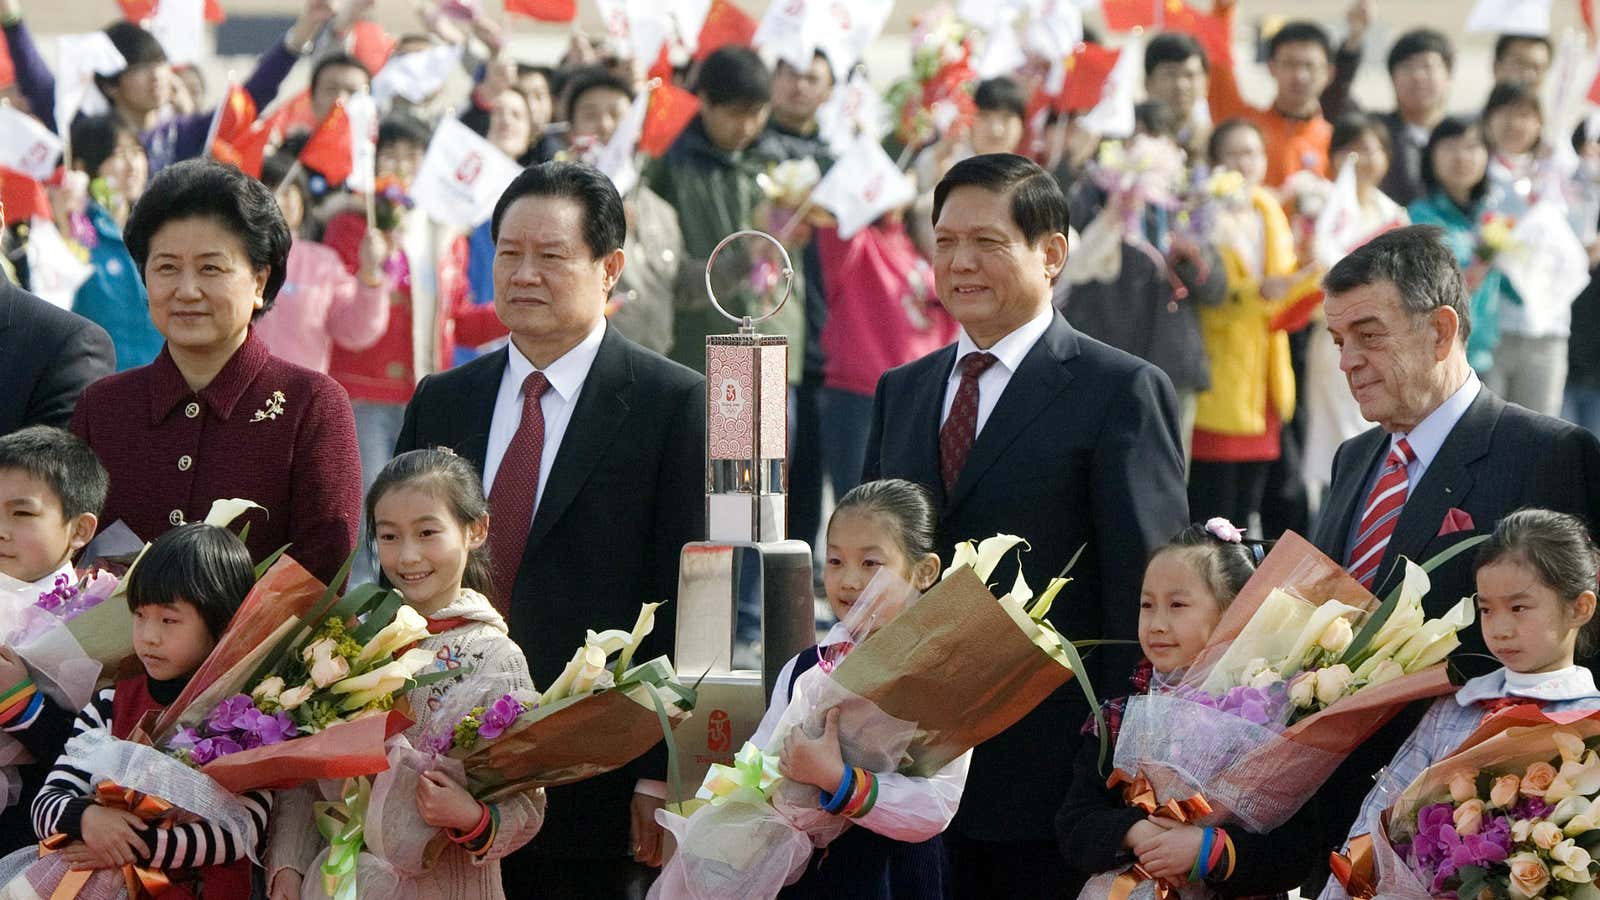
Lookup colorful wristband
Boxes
[1207,826,1228,873]
[466,804,500,857]
[819,766,855,815]
[0,677,34,707]
[849,770,879,819]
[1190,828,1215,883]
[0,690,42,729]
[0,683,38,723]
[1222,830,1238,881]
[448,803,491,845]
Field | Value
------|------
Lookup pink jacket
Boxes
[253,239,389,374]
[817,222,959,397]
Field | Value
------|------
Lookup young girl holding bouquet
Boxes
[266,448,544,900]
[1056,520,1321,897]
[1322,508,1600,900]
[757,479,970,899]
[24,524,267,898]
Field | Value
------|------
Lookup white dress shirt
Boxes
[940,305,1055,436]
[1345,371,1482,557]
[482,320,608,523]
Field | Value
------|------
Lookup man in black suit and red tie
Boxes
[0,278,113,435]
[395,162,705,899]
[862,153,1190,897]
[1306,224,1600,889]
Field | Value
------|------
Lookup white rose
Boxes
[251,676,285,705]
[1317,617,1355,656]
[1288,672,1317,709]
[278,683,315,711]
[1533,821,1565,850]
[1248,667,1284,690]
[1314,664,1355,706]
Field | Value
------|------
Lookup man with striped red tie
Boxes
[1304,224,1600,892]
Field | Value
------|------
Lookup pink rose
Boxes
[1523,762,1558,798]
[1453,799,1486,836]
[1448,770,1480,804]
[1489,774,1521,809]
[1508,852,1551,898]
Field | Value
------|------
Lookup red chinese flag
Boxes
[263,89,315,141]
[117,0,225,24]
[348,20,397,75]
[1055,43,1120,113]
[1101,0,1159,31]
[1163,3,1232,70]
[0,35,14,89]
[214,83,257,146]
[694,0,758,61]
[648,46,674,83]
[504,0,577,23]
[213,122,272,179]
[298,103,354,185]
[639,83,700,157]
[0,168,51,225]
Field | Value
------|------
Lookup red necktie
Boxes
[939,352,998,495]
[1348,438,1415,589]
[487,372,550,615]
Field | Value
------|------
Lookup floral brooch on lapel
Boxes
[250,390,287,423]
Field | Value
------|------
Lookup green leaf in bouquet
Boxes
[1052,635,1108,775]
[348,587,406,645]
[253,544,292,581]
[1340,536,1490,665]
[641,674,688,822]
[1577,828,1600,853]
[1028,545,1086,621]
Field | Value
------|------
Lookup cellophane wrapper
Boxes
[297,849,416,900]
[652,674,919,900]
[362,735,461,877]
[1107,533,1456,838]
[0,578,120,811]
[0,849,130,900]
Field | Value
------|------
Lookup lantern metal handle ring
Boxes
[705,229,795,333]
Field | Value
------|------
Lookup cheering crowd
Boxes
[6,0,1600,897]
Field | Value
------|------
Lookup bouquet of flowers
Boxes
[1085,532,1481,900]
[1334,709,1600,900]
[332,602,691,884]
[372,175,414,232]
[1475,212,1519,263]
[1073,135,1192,291]
[883,5,976,146]
[757,159,822,211]
[651,535,1093,900]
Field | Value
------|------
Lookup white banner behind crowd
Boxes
[810,134,917,239]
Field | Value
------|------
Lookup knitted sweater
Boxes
[267,591,545,900]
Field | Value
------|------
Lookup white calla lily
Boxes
[1555,732,1589,763]
[1552,795,1594,826]
[355,605,431,666]
[586,628,634,657]
[613,601,663,676]
[942,541,979,580]
[1395,596,1476,672]
[1008,565,1034,608]
[203,498,264,528]
[1283,600,1364,674]
[972,534,1028,583]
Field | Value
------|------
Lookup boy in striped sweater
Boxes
[28,524,269,896]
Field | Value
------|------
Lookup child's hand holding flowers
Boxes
[417,769,483,832]
[72,805,151,870]
[779,707,847,794]
[1129,819,1207,881]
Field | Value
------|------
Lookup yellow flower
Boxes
[355,605,430,667]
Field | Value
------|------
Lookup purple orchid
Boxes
[477,694,526,742]
[206,695,260,734]
[191,736,243,766]
[1511,797,1553,821]
[424,733,453,754]
[167,727,203,752]
[256,712,299,746]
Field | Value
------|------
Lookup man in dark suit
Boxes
[1374,30,1453,207]
[395,162,705,899]
[1306,225,1600,888]
[0,278,114,435]
[862,153,1190,898]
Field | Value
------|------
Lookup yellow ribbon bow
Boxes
[696,742,782,806]
[41,781,179,900]
[1105,769,1216,900]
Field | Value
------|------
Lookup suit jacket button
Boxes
[169,509,185,526]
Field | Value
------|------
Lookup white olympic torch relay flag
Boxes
[809,135,916,240]
[53,33,126,139]
[343,91,379,195]
[1466,0,1552,36]
[1496,199,1590,333]
[756,0,893,84]
[25,218,93,311]
[1079,34,1143,140]
[593,90,651,196]
[0,106,63,181]
[145,0,206,66]
[816,68,886,157]
[1313,156,1365,269]
[373,44,463,107]
[410,118,523,232]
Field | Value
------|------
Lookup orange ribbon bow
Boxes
[1106,769,1215,900]
[1328,833,1377,900]
[39,781,178,899]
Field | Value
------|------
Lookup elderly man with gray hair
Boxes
[1301,224,1600,893]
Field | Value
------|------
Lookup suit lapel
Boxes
[458,349,508,474]
[521,329,633,555]
[947,313,1077,514]
[910,346,956,507]
[1371,390,1498,596]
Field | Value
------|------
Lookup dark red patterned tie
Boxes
[939,352,998,495]
[487,372,550,614]
[1348,438,1415,589]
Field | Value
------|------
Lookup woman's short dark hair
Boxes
[70,114,142,180]
[1154,523,1261,609]
[1420,115,1488,207]
[367,448,493,598]
[94,22,165,98]
[1476,509,1600,657]
[1330,111,1394,160]
[1387,28,1454,75]
[1483,79,1542,128]
[1145,32,1208,76]
[561,65,635,124]
[1207,117,1264,168]
[693,46,771,108]
[1322,224,1472,343]
[974,77,1027,119]
[123,158,293,314]
[126,523,255,642]
[490,160,626,259]
[1268,21,1332,62]
[932,153,1070,246]
[1494,34,1552,65]
[830,479,938,562]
